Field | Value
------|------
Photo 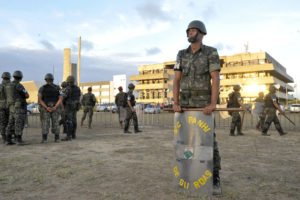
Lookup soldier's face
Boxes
[188,28,198,38]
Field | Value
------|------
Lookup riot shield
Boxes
[173,111,214,196]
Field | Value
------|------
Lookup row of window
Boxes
[221,59,270,67]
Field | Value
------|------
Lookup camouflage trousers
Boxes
[262,108,283,134]
[6,105,26,137]
[230,111,242,133]
[256,115,266,130]
[81,106,94,126]
[124,107,138,131]
[40,107,60,136]
[0,108,9,136]
[65,103,78,136]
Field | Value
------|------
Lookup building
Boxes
[113,74,127,96]
[22,81,43,103]
[130,52,294,105]
[219,52,294,104]
[79,81,114,104]
[62,48,78,83]
[130,61,175,104]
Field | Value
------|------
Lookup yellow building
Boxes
[219,52,294,103]
[130,52,294,105]
[130,61,175,104]
[22,81,43,103]
[79,81,114,104]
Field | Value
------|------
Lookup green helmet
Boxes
[128,83,135,89]
[269,85,277,93]
[186,20,207,35]
[66,75,75,84]
[61,81,67,88]
[1,72,11,79]
[44,73,54,80]
[233,85,241,91]
[13,70,23,78]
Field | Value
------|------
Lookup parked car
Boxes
[290,104,300,113]
[108,104,118,113]
[27,103,40,114]
[95,104,109,112]
[144,105,161,114]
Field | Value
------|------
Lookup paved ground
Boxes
[0,123,299,200]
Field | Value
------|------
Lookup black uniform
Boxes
[124,91,139,132]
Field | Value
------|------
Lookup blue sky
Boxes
[0,0,300,97]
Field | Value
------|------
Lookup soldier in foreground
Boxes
[262,85,287,136]
[115,86,125,128]
[62,76,81,141]
[38,73,63,143]
[123,83,142,134]
[227,85,245,136]
[173,20,221,194]
[59,81,67,134]
[80,87,96,129]
[5,70,29,145]
[254,92,265,131]
[0,72,11,143]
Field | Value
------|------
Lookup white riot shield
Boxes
[173,111,214,196]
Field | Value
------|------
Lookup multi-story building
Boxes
[130,61,175,104]
[130,52,294,105]
[79,81,114,104]
[219,52,294,104]
[22,81,43,103]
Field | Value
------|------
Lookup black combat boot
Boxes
[62,133,72,141]
[54,134,60,142]
[17,135,26,146]
[229,129,235,136]
[237,124,244,136]
[279,131,288,136]
[213,171,222,195]
[134,129,142,133]
[124,130,132,134]
[41,134,47,143]
[6,135,15,145]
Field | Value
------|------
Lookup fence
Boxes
[27,110,300,131]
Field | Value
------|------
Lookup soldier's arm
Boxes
[273,101,284,114]
[173,71,182,112]
[203,71,219,115]
[115,94,118,105]
[128,100,135,112]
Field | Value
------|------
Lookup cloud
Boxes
[72,39,94,52]
[39,39,55,50]
[136,1,173,23]
[145,47,161,55]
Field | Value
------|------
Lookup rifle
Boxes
[280,113,296,126]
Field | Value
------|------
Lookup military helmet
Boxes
[44,73,54,80]
[233,85,241,91]
[1,72,11,79]
[61,81,67,88]
[186,20,207,35]
[66,75,75,83]
[269,85,277,93]
[13,70,23,78]
[128,83,135,89]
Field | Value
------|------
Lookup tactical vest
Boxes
[227,92,240,108]
[5,81,26,108]
[124,92,135,107]
[41,84,59,105]
[264,93,277,108]
[82,93,95,106]
[178,46,212,108]
[66,85,81,104]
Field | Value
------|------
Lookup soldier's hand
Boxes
[131,108,136,113]
[47,107,53,112]
[203,104,215,115]
[173,104,182,112]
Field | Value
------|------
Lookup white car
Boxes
[144,106,161,114]
[95,104,109,112]
[290,104,300,113]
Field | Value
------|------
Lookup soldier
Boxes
[254,92,265,131]
[115,86,125,128]
[59,81,68,134]
[5,70,29,145]
[80,87,96,129]
[123,83,142,134]
[62,76,81,141]
[227,85,245,136]
[173,20,221,194]
[38,73,63,143]
[0,72,11,143]
[261,85,287,136]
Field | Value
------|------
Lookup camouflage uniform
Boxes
[262,92,286,135]
[115,91,125,123]
[5,80,28,144]
[254,96,265,130]
[228,91,243,135]
[38,83,62,142]
[0,80,9,143]
[124,90,140,133]
[81,92,96,128]
[174,44,221,176]
[63,83,81,140]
